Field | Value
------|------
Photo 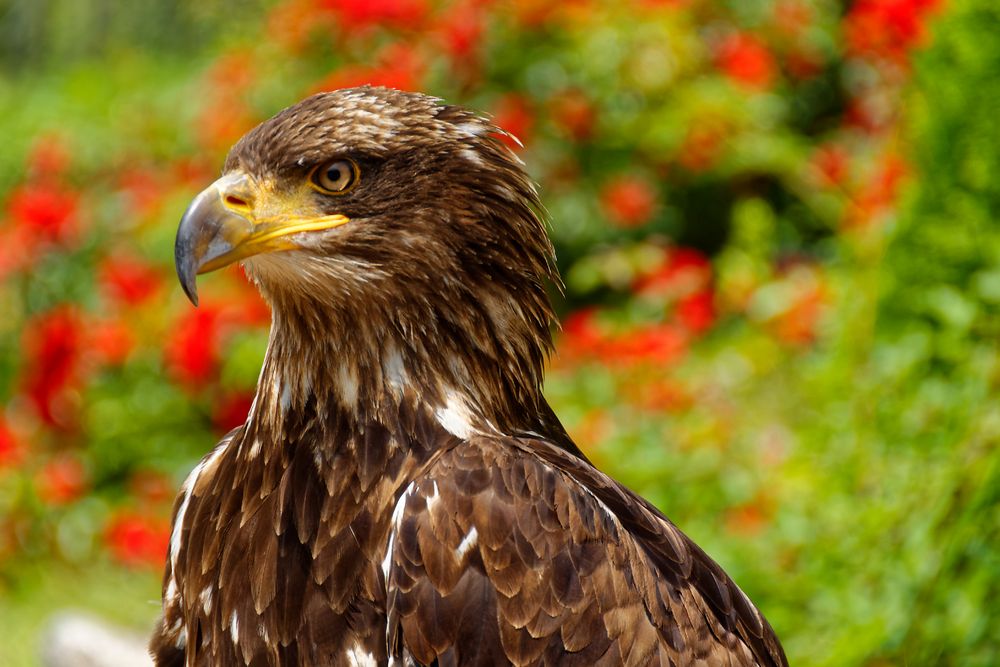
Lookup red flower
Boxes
[809,144,850,188]
[0,418,24,469]
[212,391,255,434]
[35,455,88,506]
[770,265,827,345]
[559,307,606,359]
[27,134,71,178]
[634,247,711,300]
[636,380,692,413]
[314,44,425,93]
[785,46,825,80]
[676,290,716,334]
[118,168,165,219]
[90,317,137,366]
[127,469,174,507]
[725,498,771,536]
[600,176,658,228]
[437,1,485,60]
[715,32,777,90]
[550,89,597,142]
[845,0,942,63]
[846,153,908,228]
[164,304,225,389]
[196,97,257,155]
[206,51,257,94]
[99,254,164,306]
[22,306,84,429]
[491,94,534,150]
[773,0,813,37]
[318,0,430,30]
[0,225,38,279]
[231,265,272,327]
[105,510,171,568]
[677,122,727,173]
[606,324,688,366]
[267,0,333,51]
[5,183,79,245]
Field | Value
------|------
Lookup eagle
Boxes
[151,86,787,667]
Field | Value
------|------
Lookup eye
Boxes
[310,159,359,194]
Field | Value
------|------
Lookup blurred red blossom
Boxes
[725,496,772,536]
[164,304,227,389]
[319,0,430,30]
[773,0,813,37]
[676,290,715,334]
[196,97,258,155]
[845,0,943,63]
[105,510,171,568]
[0,418,25,469]
[634,247,712,300]
[785,45,826,80]
[127,469,174,507]
[314,43,425,93]
[549,89,597,142]
[0,225,38,279]
[27,134,72,178]
[206,50,257,94]
[99,254,165,307]
[846,153,908,228]
[677,122,728,173]
[635,380,692,413]
[436,1,486,60]
[230,265,273,326]
[118,168,166,219]
[267,0,333,51]
[600,176,658,228]
[809,144,851,188]
[715,32,778,90]
[605,323,688,366]
[22,306,85,429]
[89,317,137,367]
[491,94,534,150]
[770,265,828,345]
[35,455,88,505]
[212,391,256,434]
[560,307,605,357]
[5,183,79,245]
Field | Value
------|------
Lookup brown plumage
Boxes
[151,86,787,667]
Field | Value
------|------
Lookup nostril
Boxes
[225,194,250,209]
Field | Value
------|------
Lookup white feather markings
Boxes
[382,481,416,581]
[165,579,178,603]
[456,527,478,560]
[434,392,477,439]
[346,645,379,667]
[170,441,228,571]
[199,586,213,614]
[425,480,441,512]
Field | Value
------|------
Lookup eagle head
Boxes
[175,87,559,427]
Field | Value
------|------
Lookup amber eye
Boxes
[310,159,359,194]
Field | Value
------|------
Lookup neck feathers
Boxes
[246,282,556,443]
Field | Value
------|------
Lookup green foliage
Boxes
[1,1,998,665]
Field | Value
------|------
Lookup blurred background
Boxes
[0,0,997,664]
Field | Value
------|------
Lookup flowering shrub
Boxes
[4,0,998,664]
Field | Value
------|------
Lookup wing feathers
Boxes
[386,435,784,666]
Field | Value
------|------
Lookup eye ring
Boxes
[309,158,360,195]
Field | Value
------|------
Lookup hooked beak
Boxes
[174,172,350,305]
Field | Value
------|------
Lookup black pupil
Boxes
[327,166,343,185]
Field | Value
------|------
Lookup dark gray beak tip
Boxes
[175,240,200,307]
[175,204,201,307]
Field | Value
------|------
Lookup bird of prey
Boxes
[151,86,787,667]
